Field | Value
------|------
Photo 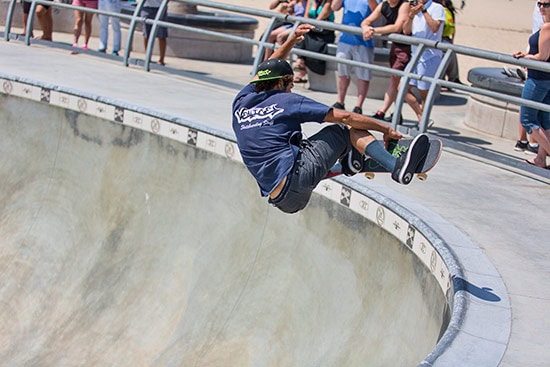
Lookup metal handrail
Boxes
[3,0,550,133]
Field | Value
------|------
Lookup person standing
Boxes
[330,0,379,115]
[515,0,545,154]
[98,0,121,55]
[513,1,550,169]
[362,0,411,121]
[71,0,97,51]
[402,0,445,122]
[437,0,462,85]
[141,0,168,66]
[232,24,430,214]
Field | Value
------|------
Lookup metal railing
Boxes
[3,0,550,133]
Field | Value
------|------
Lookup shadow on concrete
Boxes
[453,276,502,303]
[434,92,469,107]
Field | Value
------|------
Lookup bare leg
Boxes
[336,76,350,107]
[527,128,550,167]
[83,13,93,47]
[378,74,400,115]
[36,5,52,40]
[355,79,369,110]
[158,37,167,65]
[405,90,423,121]
[73,10,84,45]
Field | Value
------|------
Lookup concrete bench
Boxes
[307,43,391,100]
[465,67,525,140]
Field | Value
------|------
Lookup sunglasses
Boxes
[537,1,550,8]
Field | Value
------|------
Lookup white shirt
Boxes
[411,0,446,61]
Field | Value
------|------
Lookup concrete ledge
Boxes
[465,67,524,140]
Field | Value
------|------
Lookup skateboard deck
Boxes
[325,138,442,181]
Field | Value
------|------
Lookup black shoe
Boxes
[352,106,363,114]
[384,113,404,125]
[340,148,364,176]
[332,102,345,110]
[514,140,528,151]
[524,143,539,155]
[370,111,385,120]
[391,134,429,185]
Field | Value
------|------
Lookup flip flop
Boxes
[524,159,548,169]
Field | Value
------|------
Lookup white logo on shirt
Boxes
[234,104,284,129]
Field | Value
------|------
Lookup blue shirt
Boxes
[232,84,330,196]
[338,0,374,47]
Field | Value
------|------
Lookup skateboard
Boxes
[325,138,442,181]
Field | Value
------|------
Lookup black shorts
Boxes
[268,124,352,214]
[21,0,51,14]
[141,6,168,38]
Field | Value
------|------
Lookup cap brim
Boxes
[250,75,286,83]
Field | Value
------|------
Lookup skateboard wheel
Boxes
[364,172,375,180]
[417,173,428,181]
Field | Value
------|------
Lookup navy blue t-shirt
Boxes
[232,84,330,196]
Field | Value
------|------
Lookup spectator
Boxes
[437,0,462,85]
[515,1,544,155]
[293,0,336,83]
[141,0,168,66]
[98,0,121,55]
[362,0,411,121]
[71,0,97,51]
[21,0,34,37]
[402,0,446,122]
[263,0,307,61]
[513,1,550,169]
[21,0,54,40]
[330,0,379,114]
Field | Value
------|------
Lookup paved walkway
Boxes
[1,37,549,366]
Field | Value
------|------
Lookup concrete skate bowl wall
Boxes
[0,77,458,366]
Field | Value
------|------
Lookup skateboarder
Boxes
[232,24,429,214]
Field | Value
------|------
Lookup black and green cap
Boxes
[251,59,294,83]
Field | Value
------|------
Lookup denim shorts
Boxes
[410,56,441,91]
[520,77,550,134]
[268,124,351,214]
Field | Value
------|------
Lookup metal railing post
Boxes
[123,0,146,67]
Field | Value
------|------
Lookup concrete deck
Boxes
[0,37,549,366]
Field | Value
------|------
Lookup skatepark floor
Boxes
[0,34,549,366]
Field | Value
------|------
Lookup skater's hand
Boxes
[290,24,315,43]
[384,127,402,142]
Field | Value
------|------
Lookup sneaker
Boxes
[370,111,385,120]
[352,106,363,114]
[391,134,429,185]
[81,45,89,51]
[112,50,119,56]
[98,48,106,53]
[340,148,364,176]
[332,102,345,110]
[524,143,539,155]
[514,140,528,151]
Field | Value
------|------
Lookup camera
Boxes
[409,0,418,6]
